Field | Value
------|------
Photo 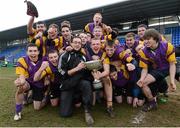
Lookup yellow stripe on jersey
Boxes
[166,43,176,63]
[53,38,60,47]
[28,29,37,42]
[138,50,148,69]
[35,36,47,56]
[40,66,53,79]
[119,51,133,63]
[104,34,112,41]
[41,70,47,79]
[121,64,129,79]
[126,56,133,63]
[15,58,29,77]
[84,24,90,33]
[40,66,55,81]
[80,48,86,56]
[57,36,64,51]
[35,39,41,47]
[161,35,167,42]
[45,67,55,82]
[17,58,28,69]
[139,61,148,69]
[102,52,110,64]
[139,40,144,45]
[42,38,47,57]
[16,67,29,78]
[45,66,53,74]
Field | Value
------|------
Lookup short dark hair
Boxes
[78,31,87,36]
[137,24,148,29]
[86,32,94,38]
[110,65,117,73]
[125,32,136,39]
[48,49,58,55]
[61,20,71,30]
[143,29,161,42]
[93,26,103,32]
[91,38,101,43]
[26,43,38,51]
[49,23,59,33]
[105,40,115,47]
[93,12,102,18]
[36,21,46,27]
[71,36,82,43]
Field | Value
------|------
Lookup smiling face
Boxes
[110,71,118,80]
[105,45,116,57]
[48,25,58,39]
[145,37,157,48]
[79,33,87,46]
[143,29,160,49]
[93,13,102,26]
[93,26,103,39]
[36,23,46,33]
[91,39,101,54]
[48,52,59,67]
[61,26,72,41]
[70,37,82,51]
[86,32,92,42]
[138,27,146,39]
[27,46,39,62]
[126,36,135,48]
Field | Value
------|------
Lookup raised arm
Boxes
[27,16,35,35]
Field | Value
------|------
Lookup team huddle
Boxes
[13,12,177,126]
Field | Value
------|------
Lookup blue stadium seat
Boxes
[0,45,26,63]
[166,26,180,47]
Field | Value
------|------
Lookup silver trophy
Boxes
[85,60,103,89]
[85,60,102,70]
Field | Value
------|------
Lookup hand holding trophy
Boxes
[85,60,103,90]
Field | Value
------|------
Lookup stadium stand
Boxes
[0,44,26,66]
[165,26,180,46]
[117,36,126,45]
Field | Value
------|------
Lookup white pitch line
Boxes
[131,110,146,124]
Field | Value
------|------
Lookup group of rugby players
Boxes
[13,12,177,125]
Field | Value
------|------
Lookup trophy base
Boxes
[93,80,103,90]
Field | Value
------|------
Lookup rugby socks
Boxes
[149,99,156,103]
[15,104,22,114]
